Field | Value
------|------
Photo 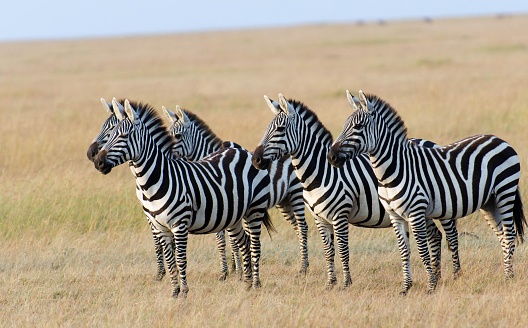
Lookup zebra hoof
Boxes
[154,271,166,282]
[218,272,228,281]
[171,286,181,299]
[453,270,462,280]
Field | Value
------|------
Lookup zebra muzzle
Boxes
[93,150,112,174]
[86,142,100,162]
[251,145,270,170]
[327,144,346,168]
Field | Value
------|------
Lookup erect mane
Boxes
[289,99,334,144]
[132,101,176,156]
[365,93,408,139]
[181,109,224,146]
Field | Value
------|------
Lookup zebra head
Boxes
[163,105,192,160]
[252,93,299,170]
[93,99,140,174]
[328,90,376,168]
[86,98,122,161]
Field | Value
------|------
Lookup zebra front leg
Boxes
[315,217,336,289]
[215,230,229,281]
[334,218,351,289]
[147,217,166,281]
[172,223,190,298]
[227,223,252,286]
[409,215,437,294]
[439,219,461,279]
[425,220,443,281]
[391,217,413,295]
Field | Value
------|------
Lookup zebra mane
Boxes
[132,102,176,156]
[290,99,334,145]
[365,93,408,140]
[181,109,224,147]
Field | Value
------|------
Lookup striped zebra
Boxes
[162,105,309,275]
[251,94,461,289]
[87,98,168,282]
[88,99,247,282]
[328,90,526,295]
[92,99,274,297]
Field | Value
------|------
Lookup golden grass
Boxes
[0,15,528,327]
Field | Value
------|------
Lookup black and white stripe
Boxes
[329,90,525,295]
[252,94,460,289]
[93,99,273,298]
[162,105,309,275]
[87,98,168,282]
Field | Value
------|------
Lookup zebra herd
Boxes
[87,91,525,297]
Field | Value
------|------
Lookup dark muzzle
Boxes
[252,145,270,170]
[327,143,346,168]
[93,150,112,174]
[87,142,100,161]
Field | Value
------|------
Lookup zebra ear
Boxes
[264,95,281,115]
[100,98,113,114]
[124,99,139,122]
[346,90,360,112]
[278,93,293,115]
[174,105,189,125]
[112,97,125,121]
[358,90,374,112]
[162,106,177,124]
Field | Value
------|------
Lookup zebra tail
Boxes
[262,210,277,239]
[513,188,526,244]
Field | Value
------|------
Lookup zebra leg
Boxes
[215,230,229,281]
[276,201,309,276]
[147,217,166,281]
[227,234,242,280]
[315,217,337,289]
[172,223,190,298]
[246,217,264,289]
[334,217,352,288]
[425,220,443,281]
[409,216,437,294]
[391,217,413,295]
[158,231,181,298]
[439,219,461,279]
[227,222,252,285]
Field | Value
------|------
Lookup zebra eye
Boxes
[355,123,363,129]
[275,126,286,132]
[173,133,182,141]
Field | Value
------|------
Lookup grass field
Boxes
[1,15,528,327]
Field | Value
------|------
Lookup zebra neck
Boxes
[189,136,224,161]
[130,137,178,200]
[369,133,410,187]
[290,132,332,191]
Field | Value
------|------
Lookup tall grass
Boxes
[0,15,527,327]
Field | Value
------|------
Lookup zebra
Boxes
[251,93,461,289]
[328,90,526,295]
[92,99,274,298]
[87,98,168,282]
[162,105,309,276]
[88,99,250,282]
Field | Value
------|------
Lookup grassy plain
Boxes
[1,15,528,327]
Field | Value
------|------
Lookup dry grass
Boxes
[0,15,528,327]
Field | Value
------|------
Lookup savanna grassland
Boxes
[1,15,528,327]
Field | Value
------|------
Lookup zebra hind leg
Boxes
[276,201,309,276]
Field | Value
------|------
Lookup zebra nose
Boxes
[87,142,100,161]
[94,150,108,170]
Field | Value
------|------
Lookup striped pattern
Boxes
[93,99,273,298]
[252,94,460,289]
[87,99,167,282]
[329,90,526,295]
[163,106,309,275]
